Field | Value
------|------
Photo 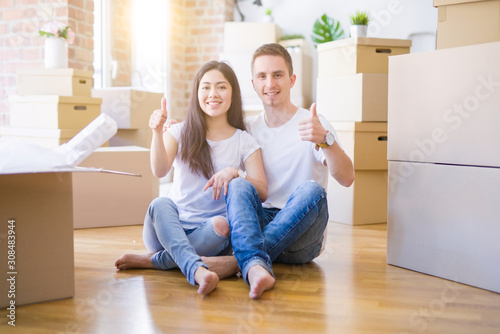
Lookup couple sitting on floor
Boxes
[115,43,354,299]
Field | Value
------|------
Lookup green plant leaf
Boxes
[39,31,55,38]
[311,13,344,44]
[349,10,370,25]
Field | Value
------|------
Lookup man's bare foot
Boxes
[201,256,239,279]
[248,265,275,299]
[194,266,219,296]
[115,253,155,270]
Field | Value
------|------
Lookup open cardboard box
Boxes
[0,167,140,308]
[0,114,142,308]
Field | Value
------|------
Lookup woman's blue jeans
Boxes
[142,197,231,285]
[225,178,329,284]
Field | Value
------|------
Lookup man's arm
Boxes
[297,103,355,187]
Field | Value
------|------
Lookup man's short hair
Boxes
[251,43,294,77]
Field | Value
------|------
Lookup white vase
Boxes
[350,25,368,38]
[44,37,68,69]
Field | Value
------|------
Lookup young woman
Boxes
[115,61,268,296]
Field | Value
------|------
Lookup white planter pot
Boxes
[350,25,368,38]
[44,37,68,69]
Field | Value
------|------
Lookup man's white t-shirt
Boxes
[167,122,260,229]
[245,108,340,209]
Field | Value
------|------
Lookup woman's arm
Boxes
[202,149,268,202]
[149,98,178,178]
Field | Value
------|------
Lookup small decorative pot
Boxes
[44,37,67,69]
[350,25,368,38]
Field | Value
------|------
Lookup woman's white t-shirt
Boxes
[167,122,260,229]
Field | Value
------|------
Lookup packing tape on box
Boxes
[0,114,117,174]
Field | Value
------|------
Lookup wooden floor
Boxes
[2,222,499,333]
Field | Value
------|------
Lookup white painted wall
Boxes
[234,0,438,101]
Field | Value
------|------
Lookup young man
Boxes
[204,43,355,299]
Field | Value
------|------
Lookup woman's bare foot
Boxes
[248,265,275,299]
[194,266,219,296]
[201,256,240,279]
[115,253,155,270]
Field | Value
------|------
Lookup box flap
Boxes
[0,166,141,176]
[318,37,412,51]
[17,68,93,78]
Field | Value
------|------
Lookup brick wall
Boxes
[0,0,233,125]
[0,0,94,127]
[109,0,131,87]
[168,0,233,120]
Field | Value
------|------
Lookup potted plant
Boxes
[349,10,370,38]
[279,34,306,53]
[311,13,344,45]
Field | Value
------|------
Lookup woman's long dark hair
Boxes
[179,61,245,179]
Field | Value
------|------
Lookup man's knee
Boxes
[212,216,230,237]
[299,181,326,199]
[227,177,258,200]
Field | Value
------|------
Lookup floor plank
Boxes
[1,222,499,333]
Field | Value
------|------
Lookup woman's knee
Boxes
[148,197,176,217]
[211,216,230,237]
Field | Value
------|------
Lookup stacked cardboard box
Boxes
[219,22,282,115]
[387,4,500,292]
[73,146,159,229]
[0,69,102,147]
[92,88,163,148]
[435,0,500,49]
[316,37,411,225]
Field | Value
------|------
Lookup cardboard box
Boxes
[9,95,102,130]
[317,74,388,121]
[435,0,500,49]
[387,41,500,167]
[317,37,411,77]
[0,127,80,148]
[220,49,312,112]
[0,127,109,149]
[223,22,281,53]
[17,68,93,97]
[0,172,75,308]
[92,88,163,129]
[73,146,158,229]
[331,122,388,170]
[387,161,500,293]
[327,170,388,225]
[109,128,153,148]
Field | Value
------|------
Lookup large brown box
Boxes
[332,122,388,170]
[109,128,153,148]
[0,172,75,308]
[327,170,388,226]
[92,88,163,129]
[73,146,158,229]
[317,37,411,77]
[9,95,102,130]
[317,74,388,122]
[435,0,500,49]
[17,68,93,97]
[387,161,500,293]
